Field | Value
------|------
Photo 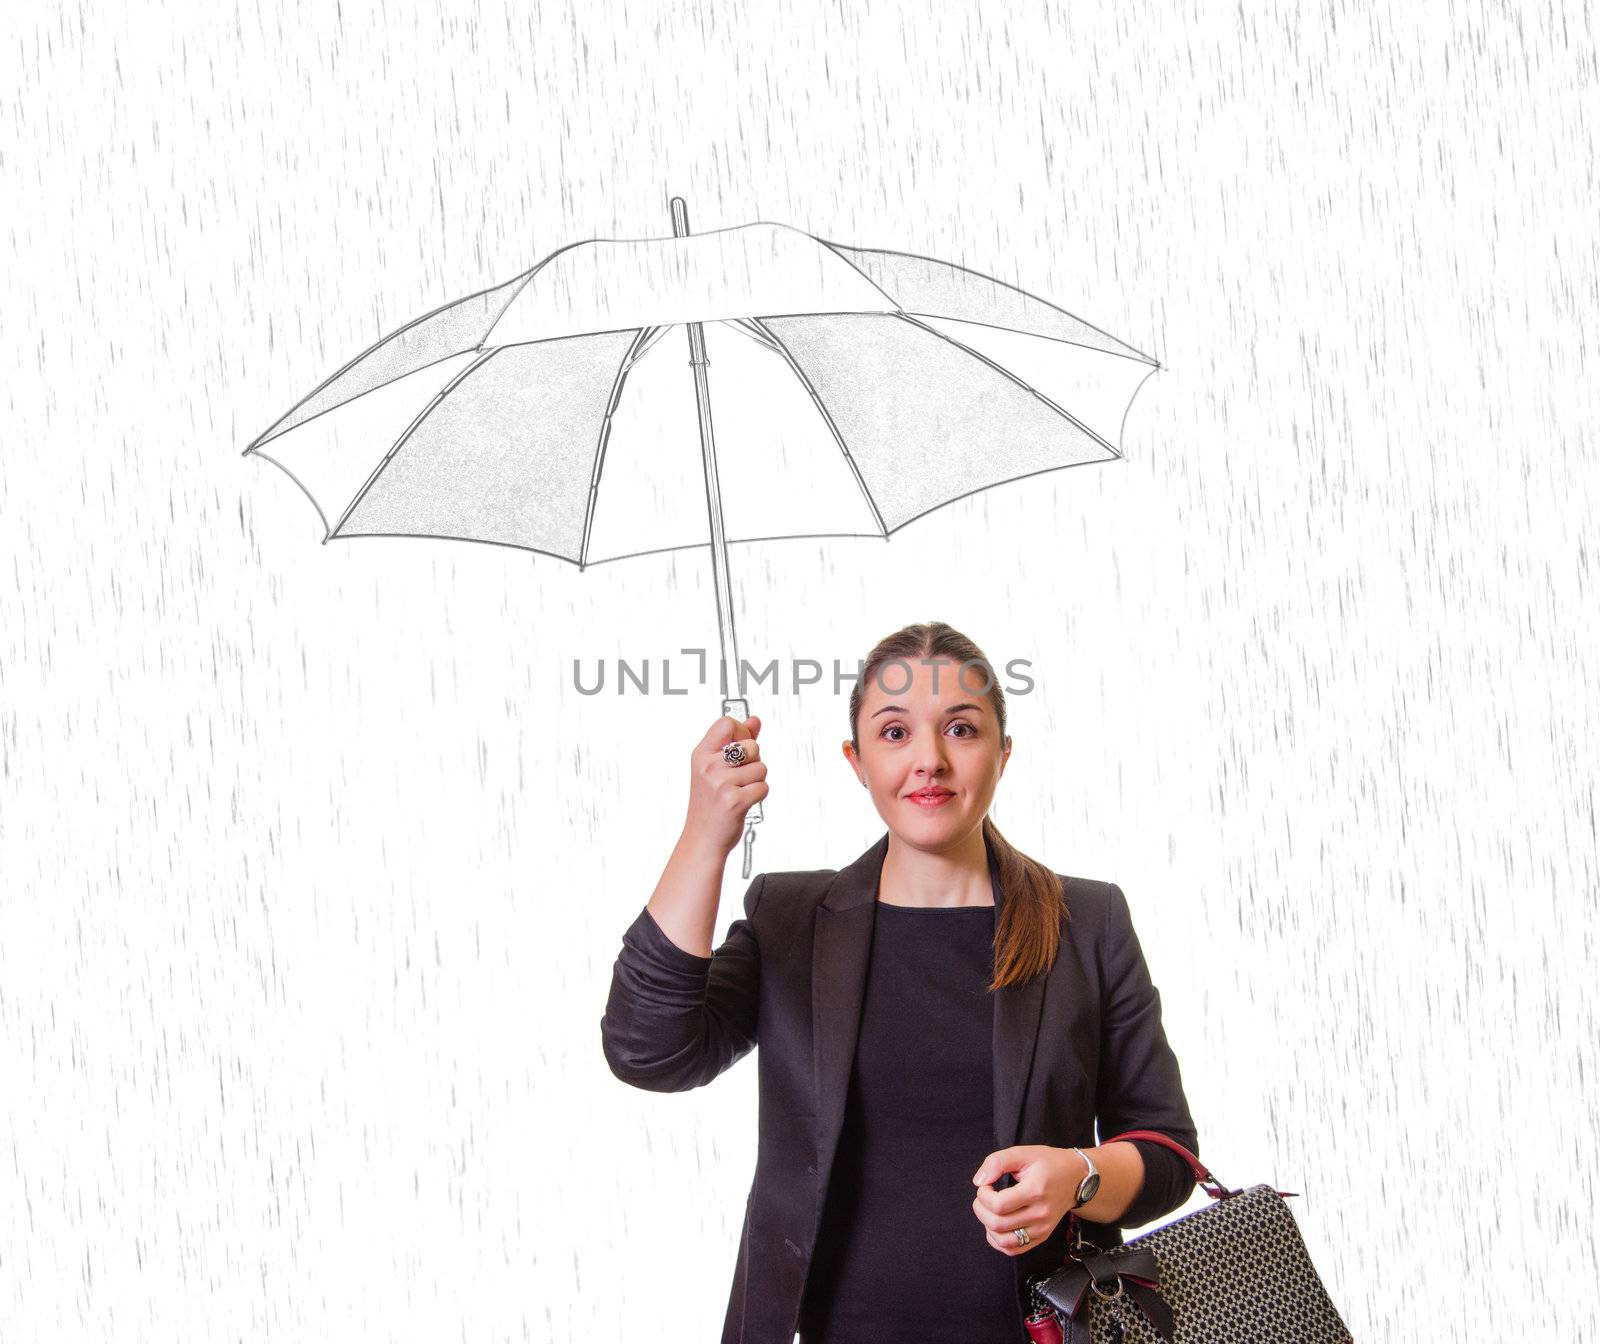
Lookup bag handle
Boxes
[1101,1128,1227,1195]
[1100,1127,1299,1201]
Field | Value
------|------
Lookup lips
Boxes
[908,788,954,804]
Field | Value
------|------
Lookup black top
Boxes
[797,900,1020,1344]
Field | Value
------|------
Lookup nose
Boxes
[914,738,950,778]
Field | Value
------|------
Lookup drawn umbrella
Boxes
[244,197,1162,875]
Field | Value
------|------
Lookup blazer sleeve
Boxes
[1094,881,1201,1228]
[599,872,766,1092]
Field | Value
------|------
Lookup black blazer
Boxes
[601,832,1200,1344]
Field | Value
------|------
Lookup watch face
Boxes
[1080,1172,1101,1204]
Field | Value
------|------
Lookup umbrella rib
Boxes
[244,352,484,457]
[579,326,657,571]
[880,456,1128,540]
[724,317,784,353]
[246,265,541,454]
[809,243,903,313]
[817,239,1162,367]
[488,241,586,331]
[327,346,503,542]
[891,312,1126,460]
[744,316,889,538]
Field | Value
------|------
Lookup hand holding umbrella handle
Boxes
[722,697,763,877]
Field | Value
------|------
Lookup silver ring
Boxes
[1013,1226,1031,1247]
[723,743,747,766]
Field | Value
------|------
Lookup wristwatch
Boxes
[1069,1147,1100,1208]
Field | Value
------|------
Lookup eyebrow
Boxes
[870,702,987,719]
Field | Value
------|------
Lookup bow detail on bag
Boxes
[1037,1245,1174,1344]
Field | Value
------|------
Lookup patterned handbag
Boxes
[1022,1130,1354,1344]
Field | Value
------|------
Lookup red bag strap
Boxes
[1101,1128,1218,1187]
[1100,1126,1235,1196]
[1100,1128,1299,1201]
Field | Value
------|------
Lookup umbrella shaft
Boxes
[671,196,743,702]
[685,320,742,698]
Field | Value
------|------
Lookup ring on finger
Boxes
[1013,1226,1031,1247]
[723,743,748,767]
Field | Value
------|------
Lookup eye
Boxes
[878,721,978,742]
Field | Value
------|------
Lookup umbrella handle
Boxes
[722,696,764,877]
[740,823,758,879]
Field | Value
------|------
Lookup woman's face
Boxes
[844,656,1011,851]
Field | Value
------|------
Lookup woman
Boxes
[601,622,1199,1344]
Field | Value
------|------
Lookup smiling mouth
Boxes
[908,789,954,803]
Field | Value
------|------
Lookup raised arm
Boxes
[601,867,766,1091]
[599,714,770,1093]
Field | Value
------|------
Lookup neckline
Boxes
[875,900,995,912]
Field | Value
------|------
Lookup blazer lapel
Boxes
[811,831,1051,1198]
[811,834,884,1196]
[990,850,1049,1153]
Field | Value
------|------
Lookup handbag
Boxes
[1021,1129,1354,1344]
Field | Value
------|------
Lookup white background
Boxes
[4,1,1596,1339]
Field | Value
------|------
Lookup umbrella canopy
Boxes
[245,200,1161,875]
[244,213,1159,568]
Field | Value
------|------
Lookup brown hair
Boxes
[848,621,1067,991]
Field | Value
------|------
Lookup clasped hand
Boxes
[970,1144,1086,1256]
